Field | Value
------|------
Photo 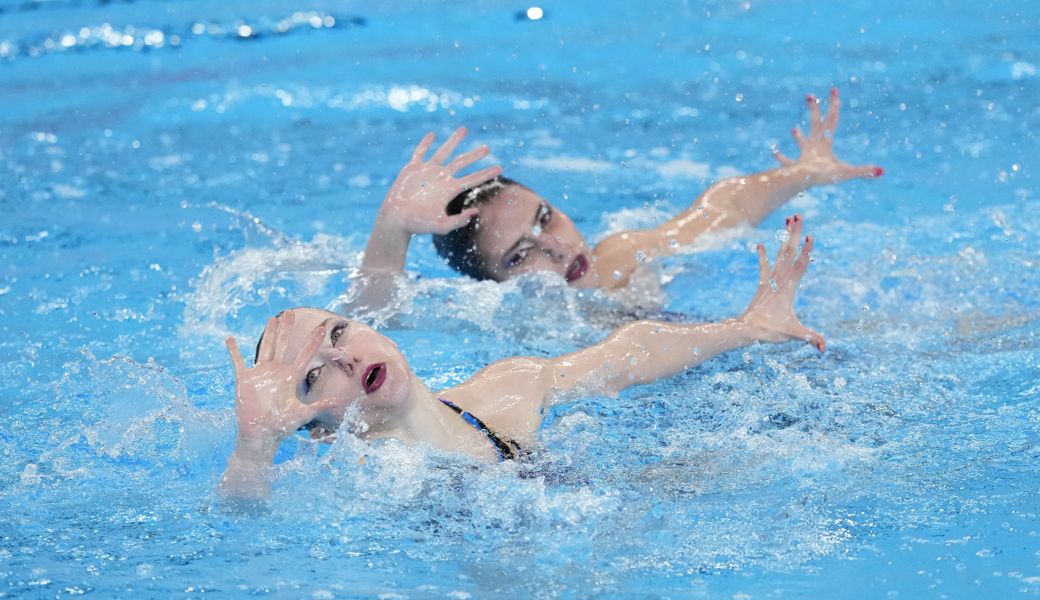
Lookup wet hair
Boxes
[432,175,526,281]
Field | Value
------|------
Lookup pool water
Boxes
[2,0,1038,597]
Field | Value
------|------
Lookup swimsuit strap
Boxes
[439,398,522,462]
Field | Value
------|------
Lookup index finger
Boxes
[806,93,822,137]
[257,316,277,364]
[292,325,327,381]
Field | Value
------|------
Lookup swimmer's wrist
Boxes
[723,318,760,343]
[231,434,279,463]
[728,316,783,346]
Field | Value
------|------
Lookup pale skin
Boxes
[357,88,881,294]
[345,127,502,312]
[222,216,823,500]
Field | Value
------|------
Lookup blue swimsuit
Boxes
[439,398,524,461]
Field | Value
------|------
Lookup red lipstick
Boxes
[565,254,589,283]
[362,363,386,393]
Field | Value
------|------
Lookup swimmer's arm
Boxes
[219,318,337,501]
[360,128,499,275]
[592,89,880,280]
[554,216,824,400]
[664,89,881,237]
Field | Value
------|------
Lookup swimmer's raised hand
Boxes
[360,127,501,275]
[220,313,342,499]
[739,214,825,352]
[224,312,339,455]
[772,88,883,184]
[380,127,501,236]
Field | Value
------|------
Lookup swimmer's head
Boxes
[432,176,595,287]
[255,307,415,436]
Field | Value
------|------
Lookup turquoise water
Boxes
[1,0,1038,597]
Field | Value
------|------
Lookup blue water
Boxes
[2,0,1038,597]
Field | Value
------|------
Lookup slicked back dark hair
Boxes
[432,175,525,281]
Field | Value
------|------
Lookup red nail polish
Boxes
[806,94,816,104]
[794,214,800,222]
[830,87,838,97]
[785,217,791,225]
[872,167,884,177]
[805,235,810,243]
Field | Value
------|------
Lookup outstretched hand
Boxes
[740,214,825,352]
[225,311,339,449]
[379,127,501,235]
[772,88,883,185]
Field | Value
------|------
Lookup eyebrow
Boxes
[498,203,546,268]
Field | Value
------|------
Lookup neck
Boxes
[359,378,496,460]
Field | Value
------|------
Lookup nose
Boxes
[537,232,567,262]
[322,347,362,375]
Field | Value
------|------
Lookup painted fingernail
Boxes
[872,166,885,177]
[805,235,810,243]
[785,217,791,225]
[793,214,800,223]
[807,94,816,104]
[830,87,838,97]
[791,128,798,136]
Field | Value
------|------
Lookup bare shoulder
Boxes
[439,356,555,439]
[592,229,664,288]
[451,356,553,402]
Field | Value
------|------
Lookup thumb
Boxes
[301,396,342,423]
[849,164,884,179]
[799,325,826,353]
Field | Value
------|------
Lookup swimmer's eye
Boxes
[305,365,323,392]
[538,204,553,228]
[505,245,531,269]
[330,322,348,345]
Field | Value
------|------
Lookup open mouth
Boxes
[362,363,386,394]
[565,254,589,283]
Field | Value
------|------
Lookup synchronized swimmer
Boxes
[222,217,822,500]
[359,88,880,291]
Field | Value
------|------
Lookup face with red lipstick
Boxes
[472,185,595,287]
[263,308,414,433]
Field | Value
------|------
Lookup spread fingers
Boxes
[430,127,467,164]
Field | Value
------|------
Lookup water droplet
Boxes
[742,352,752,363]
[735,93,744,102]
[768,278,778,292]
[612,270,622,280]
[629,357,638,365]
[635,250,647,263]
[833,376,846,389]
[526,6,544,20]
